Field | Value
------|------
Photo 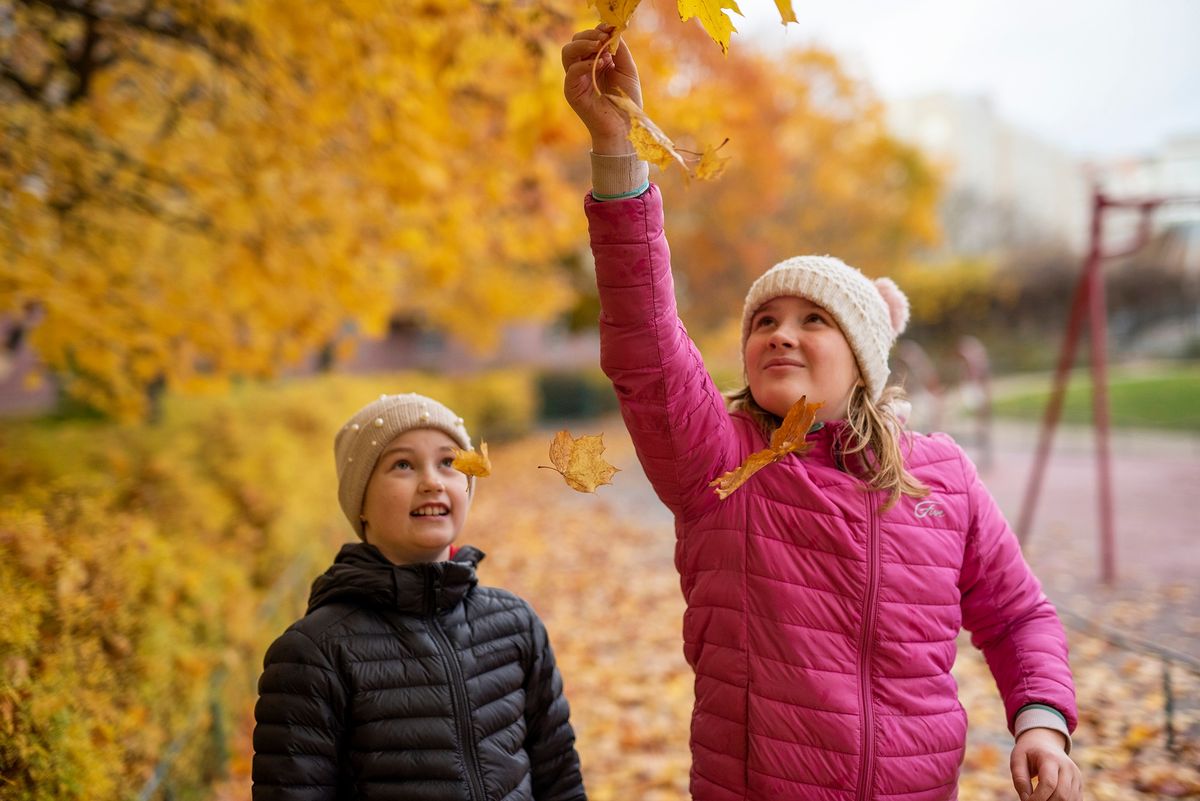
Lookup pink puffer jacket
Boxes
[586,186,1076,801]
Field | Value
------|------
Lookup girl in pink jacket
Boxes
[562,28,1082,801]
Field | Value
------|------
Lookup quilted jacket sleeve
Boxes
[252,626,347,801]
[956,447,1078,735]
[585,185,737,524]
[522,611,586,801]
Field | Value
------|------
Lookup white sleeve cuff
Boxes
[590,151,650,199]
[1014,707,1072,754]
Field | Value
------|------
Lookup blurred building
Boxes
[887,93,1091,255]
[1089,133,1200,277]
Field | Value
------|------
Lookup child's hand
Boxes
[1009,728,1082,801]
[561,26,642,155]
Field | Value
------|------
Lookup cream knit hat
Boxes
[334,393,473,538]
[740,256,910,402]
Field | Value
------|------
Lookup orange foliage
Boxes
[2,0,934,421]
[621,12,942,336]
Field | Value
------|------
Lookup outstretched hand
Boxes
[1010,729,1082,801]
[561,26,642,155]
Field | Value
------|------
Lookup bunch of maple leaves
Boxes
[588,0,797,181]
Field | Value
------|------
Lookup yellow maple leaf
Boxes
[589,0,643,50]
[451,442,492,478]
[708,396,822,499]
[693,139,731,181]
[542,430,621,493]
[676,0,742,55]
[605,92,688,173]
[774,0,798,25]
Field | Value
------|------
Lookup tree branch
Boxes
[0,63,48,101]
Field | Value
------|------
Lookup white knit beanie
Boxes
[334,393,473,538]
[740,256,910,402]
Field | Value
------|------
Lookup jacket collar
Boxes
[306,542,484,616]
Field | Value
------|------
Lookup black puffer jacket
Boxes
[252,543,586,801]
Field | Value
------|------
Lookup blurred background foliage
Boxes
[1,0,952,420]
[0,369,542,800]
[3,1,1198,799]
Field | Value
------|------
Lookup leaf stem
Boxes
[589,31,618,96]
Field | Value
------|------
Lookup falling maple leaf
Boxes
[451,442,492,478]
[541,430,621,493]
[604,91,730,182]
[604,91,688,173]
[708,395,822,499]
[693,138,732,180]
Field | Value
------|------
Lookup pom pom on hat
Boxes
[874,277,909,335]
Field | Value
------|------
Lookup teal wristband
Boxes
[592,181,650,201]
[1018,703,1067,725]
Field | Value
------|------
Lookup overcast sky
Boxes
[737,0,1200,159]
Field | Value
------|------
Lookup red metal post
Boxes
[1015,190,1102,544]
[1016,191,1200,583]
[1087,196,1117,584]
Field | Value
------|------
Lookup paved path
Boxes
[569,414,1200,659]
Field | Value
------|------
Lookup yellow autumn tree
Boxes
[2,0,937,420]
[1,0,591,419]
[619,11,942,337]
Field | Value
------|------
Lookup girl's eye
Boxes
[392,459,412,471]
[440,457,456,469]
[754,315,775,328]
[805,313,826,325]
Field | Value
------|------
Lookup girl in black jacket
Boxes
[252,393,586,801]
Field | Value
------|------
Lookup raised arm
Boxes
[586,185,736,523]
[563,29,738,523]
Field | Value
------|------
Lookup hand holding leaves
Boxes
[562,27,641,154]
[709,396,822,499]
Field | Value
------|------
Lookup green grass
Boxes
[990,365,1200,431]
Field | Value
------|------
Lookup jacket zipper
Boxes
[855,497,881,801]
[427,573,488,801]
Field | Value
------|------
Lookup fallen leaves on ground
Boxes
[709,395,821,498]
[451,442,492,478]
[542,430,621,493]
[213,419,1199,801]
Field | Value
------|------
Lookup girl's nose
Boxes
[419,473,445,493]
[768,327,797,348]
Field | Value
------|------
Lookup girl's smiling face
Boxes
[360,428,471,564]
[745,296,861,422]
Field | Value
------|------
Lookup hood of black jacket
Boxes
[306,542,484,616]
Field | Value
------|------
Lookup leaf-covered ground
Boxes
[216,420,1199,800]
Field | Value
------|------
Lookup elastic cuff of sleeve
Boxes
[591,151,650,199]
[592,181,650,201]
[1014,705,1072,754]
